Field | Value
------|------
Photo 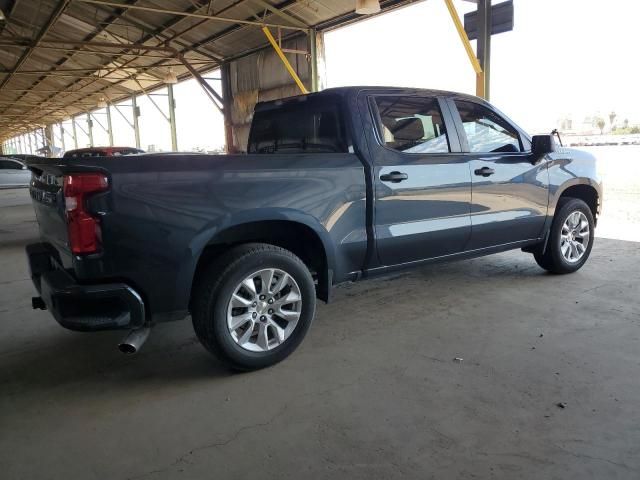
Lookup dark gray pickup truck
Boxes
[26,87,602,370]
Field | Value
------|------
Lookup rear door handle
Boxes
[474,167,495,177]
[380,171,408,183]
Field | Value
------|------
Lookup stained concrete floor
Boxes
[1,188,639,480]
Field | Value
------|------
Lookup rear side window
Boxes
[455,100,522,153]
[248,97,348,154]
[82,151,106,157]
[112,149,142,156]
[373,96,450,153]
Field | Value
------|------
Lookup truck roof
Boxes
[254,86,486,112]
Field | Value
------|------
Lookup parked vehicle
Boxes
[0,156,31,188]
[63,146,144,158]
[5,154,49,162]
[25,87,602,370]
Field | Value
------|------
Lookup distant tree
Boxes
[609,111,617,127]
[593,116,606,134]
[624,118,629,128]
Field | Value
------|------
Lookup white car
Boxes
[0,156,31,188]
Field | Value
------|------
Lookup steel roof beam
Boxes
[250,0,308,29]
[5,0,235,127]
[84,3,224,62]
[0,0,71,90]
[2,0,309,137]
[74,0,308,31]
[0,0,137,117]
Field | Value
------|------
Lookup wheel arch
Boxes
[555,182,600,224]
[189,211,336,305]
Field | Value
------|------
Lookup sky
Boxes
[6,0,640,153]
[324,0,640,133]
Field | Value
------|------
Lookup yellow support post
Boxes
[443,0,485,97]
[262,26,309,95]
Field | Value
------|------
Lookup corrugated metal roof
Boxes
[0,0,421,140]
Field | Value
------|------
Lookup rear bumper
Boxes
[26,243,146,331]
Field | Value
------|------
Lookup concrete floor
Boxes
[1,188,639,480]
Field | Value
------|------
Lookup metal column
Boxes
[106,104,114,146]
[45,124,54,154]
[86,113,94,147]
[72,116,78,148]
[476,0,491,100]
[309,28,319,92]
[167,84,178,151]
[59,122,66,153]
[132,95,141,149]
[220,62,235,153]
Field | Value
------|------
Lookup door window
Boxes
[455,100,522,153]
[373,96,450,154]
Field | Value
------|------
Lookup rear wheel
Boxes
[192,243,316,370]
[534,197,595,274]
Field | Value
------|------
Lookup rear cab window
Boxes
[371,96,450,154]
[248,96,348,154]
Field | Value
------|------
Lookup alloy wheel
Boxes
[560,211,590,263]
[226,268,302,352]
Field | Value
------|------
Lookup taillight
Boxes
[63,173,109,255]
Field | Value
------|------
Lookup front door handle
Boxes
[474,167,495,177]
[380,171,408,183]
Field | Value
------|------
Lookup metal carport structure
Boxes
[0,0,492,153]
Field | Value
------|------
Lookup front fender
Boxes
[547,148,603,214]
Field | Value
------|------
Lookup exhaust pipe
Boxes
[32,297,47,310]
[118,326,151,355]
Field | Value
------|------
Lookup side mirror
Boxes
[531,134,556,160]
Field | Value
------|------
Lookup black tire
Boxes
[192,243,316,371]
[534,197,595,274]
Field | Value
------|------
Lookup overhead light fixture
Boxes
[163,67,178,84]
[97,96,107,108]
[355,0,380,15]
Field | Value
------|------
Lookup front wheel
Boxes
[192,243,316,371]
[534,197,595,274]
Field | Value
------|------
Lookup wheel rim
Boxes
[560,210,590,263]
[226,268,302,352]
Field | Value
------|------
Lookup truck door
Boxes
[361,93,472,266]
[448,99,549,250]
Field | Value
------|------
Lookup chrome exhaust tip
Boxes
[118,327,151,355]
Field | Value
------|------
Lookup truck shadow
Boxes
[1,238,630,401]
[0,321,232,400]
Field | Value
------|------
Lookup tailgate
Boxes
[28,165,69,258]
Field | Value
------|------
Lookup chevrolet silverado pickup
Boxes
[25,87,602,370]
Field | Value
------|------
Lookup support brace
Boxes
[262,27,308,95]
[443,0,485,98]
